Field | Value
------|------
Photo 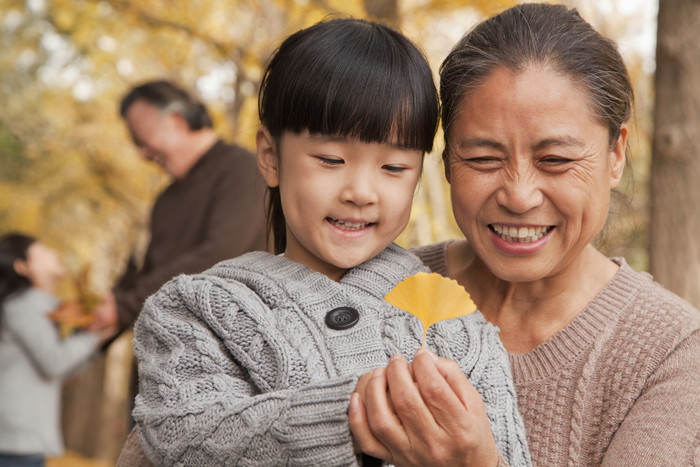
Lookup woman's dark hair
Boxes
[440,3,633,154]
[120,80,213,130]
[0,234,36,323]
[258,18,439,254]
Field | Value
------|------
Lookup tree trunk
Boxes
[650,0,700,308]
[61,333,132,463]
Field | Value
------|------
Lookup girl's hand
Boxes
[349,350,499,467]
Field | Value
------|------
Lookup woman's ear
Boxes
[609,124,628,189]
[256,127,279,188]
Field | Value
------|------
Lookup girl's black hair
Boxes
[258,18,439,254]
[0,233,36,327]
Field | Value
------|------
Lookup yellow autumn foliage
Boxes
[385,272,476,347]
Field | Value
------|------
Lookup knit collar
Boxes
[214,242,426,302]
[508,258,649,382]
[341,243,427,298]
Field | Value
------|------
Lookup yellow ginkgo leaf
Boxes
[385,272,477,348]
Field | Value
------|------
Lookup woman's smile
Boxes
[488,224,554,256]
[489,224,554,243]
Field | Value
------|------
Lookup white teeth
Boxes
[330,218,370,231]
[490,224,551,243]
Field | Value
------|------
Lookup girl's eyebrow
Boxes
[309,133,410,151]
[309,134,348,143]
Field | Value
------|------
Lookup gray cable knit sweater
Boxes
[132,243,531,466]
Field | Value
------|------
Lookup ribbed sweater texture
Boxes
[131,243,531,466]
[413,241,700,466]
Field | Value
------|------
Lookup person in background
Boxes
[403,3,700,465]
[0,234,117,467]
[97,80,268,423]
[101,79,268,335]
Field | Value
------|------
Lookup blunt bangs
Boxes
[259,19,438,153]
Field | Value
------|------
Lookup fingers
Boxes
[348,391,390,460]
[428,351,480,411]
[353,352,500,466]
[430,352,492,424]
[365,367,410,447]
[354,370,374,399]
[411,350,470,433]
[414,350,500,465]
[384,354,436,432]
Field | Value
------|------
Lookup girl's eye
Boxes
[383,165,406,174]
[316,156,343,166]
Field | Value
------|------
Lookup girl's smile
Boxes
[326,217,376,233]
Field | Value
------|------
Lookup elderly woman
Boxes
[404,3,700,466]
[352,3,699,466]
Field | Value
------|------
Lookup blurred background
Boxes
[1,0,697,465]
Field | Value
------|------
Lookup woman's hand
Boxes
[349,349,499,467]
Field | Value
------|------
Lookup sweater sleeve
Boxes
[115,153,267,331]
[132,279,361,467]
[455,318,531,467]
[3,290,99,379]
[601,328,700,466]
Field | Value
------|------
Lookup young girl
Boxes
[126,18,530,466]
[0,234,115,467]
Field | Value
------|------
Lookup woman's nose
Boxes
[495,172,544,214]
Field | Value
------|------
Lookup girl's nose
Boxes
[340,170,378,206]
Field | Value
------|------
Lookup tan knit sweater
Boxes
[413,241,700,466]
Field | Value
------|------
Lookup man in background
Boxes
[104,79,267,332]
[100,80,267,420]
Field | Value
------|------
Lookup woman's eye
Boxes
[463,156,501,168]
[540,156,573,165]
